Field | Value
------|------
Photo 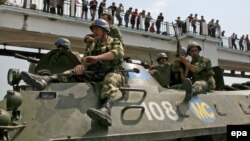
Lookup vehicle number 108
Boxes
[141,101,179,121]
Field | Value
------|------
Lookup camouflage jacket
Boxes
[84,36,124,74]
[110,25,124,45]
[191,56,214,82]
[35,49,81,74]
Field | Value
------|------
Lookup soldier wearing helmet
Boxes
[76,19,124,127]
[149,52,171,88]
[84,13,123,45]
[33,37,81,74]
[21,19,124,127]
[179,42,215,101]
[155,52,168,64]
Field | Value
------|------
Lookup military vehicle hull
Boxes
[0,63,249,141]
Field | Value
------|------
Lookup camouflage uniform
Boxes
[56,36,125,100]
[191,56,215,92]
[35,40,82,74]
[84,36,125,101]
[150,64,171,87]
[109,25,124,45]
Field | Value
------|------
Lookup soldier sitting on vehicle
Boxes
[149,53,171,88]
[34,38,81,75]
[20,19,125,127]
[178,42,216,101]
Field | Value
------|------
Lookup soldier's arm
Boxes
[179,56,197,73]
[194,58,211,73]
[109,39,124,60]
[85,52,116,64]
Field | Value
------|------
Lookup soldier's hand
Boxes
[85,36,95,43]
[179,55,187,63]
[149,70,156,75]
[73,64,86,75]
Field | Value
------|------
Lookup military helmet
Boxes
[90,19,110,32]
[187,42,202,54]
[156,53,168,61]
[0,109,11,126]
[55,38,71,49]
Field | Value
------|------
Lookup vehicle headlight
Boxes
[6,90,23,111]
[7,69,21,86]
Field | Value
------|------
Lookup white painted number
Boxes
[161,101,178,120]
[142,101,179,121]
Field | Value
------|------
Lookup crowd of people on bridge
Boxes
[3,0,250,128]
[3,0,250,51]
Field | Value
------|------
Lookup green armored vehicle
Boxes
[0,53,250,141]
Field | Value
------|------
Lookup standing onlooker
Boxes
[214,20,221,38]
[70,0,78,17]
[149,22,155,33]
[89,0,98,21]
[130,9,138,29]
[57,0,64,16]
[187,13,193,23]
[231,33,237,49]
[136,10,145,30]
[239,35,245,51]
[208,19,215,37]
[43,0,50,13]
[124,7,132,28]
[175,17,183,35]
[116,3,124,26]
[245,34,250,51]
[81,0,88,20]
[198,15,206,35]
[221,30,225,36]
[98,0,106,18]
[144,12,152,32]
[191,14,198,34]
[156,13,164,34]
[108,2,117,21]
[49,0,57,14]
[220,30,225,46]
[186,14,193,33]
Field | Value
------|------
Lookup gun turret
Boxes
[14,53,39,63]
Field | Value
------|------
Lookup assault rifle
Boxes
[172,22,181,57]
[172,22,188,80]
[14,53,39,63]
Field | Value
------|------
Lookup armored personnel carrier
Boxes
[0,54,250,141]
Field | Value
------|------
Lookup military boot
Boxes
[87,98,113,127]
[21,71,58,90]
[182,78,193,102]
[192,88,207,95]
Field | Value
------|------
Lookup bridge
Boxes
[0,3,250,76]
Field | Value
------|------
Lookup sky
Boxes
[1,0,250,99]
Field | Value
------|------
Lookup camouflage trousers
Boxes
[101,72,125,101]
[193,77,216,92]
[58,71,125,101]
